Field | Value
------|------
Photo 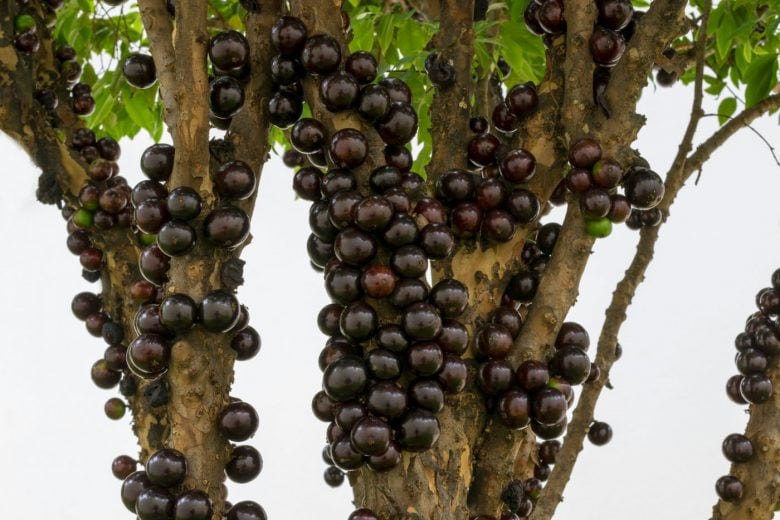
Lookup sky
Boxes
[0,79,778,520]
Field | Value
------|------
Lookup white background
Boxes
[0,80,778,519]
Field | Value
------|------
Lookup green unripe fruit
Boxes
[14,15,36,34]
[72,208,94,229]
[139,232,157,246]
[585,217,612,238]
[104,397,126,420]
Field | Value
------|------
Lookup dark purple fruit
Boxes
[624,168,664,209]
[225,445,262,483]
[271,16,308,56]
[479,360,514,395]
[397,409,441,451]
[376,102,418,145]
[140,144,175,182]
[350,416,392,456]
[231,326,261,361]
[128,334,170,377]
[123,53,156,88]
[227,501,267,520]
[301,34,341,75]
[174,490,213,520]
[715,476,743,502]
[146,448,187,487]
[323,356,368,402]
[215,161,256,200]
[200,291,240,332]
[468,133,500,167]
[268,91,303,129]
[366,381,408,418]
[499,390,531,429]
[590,26,626,67]
[218,401,259,442]
[209,30,249,71]
[320,71,359,111]
[203,206,250,248]
[409,379,445,413]
[532,388,567,425]
[329,128,368,168]
[121,471,152,512]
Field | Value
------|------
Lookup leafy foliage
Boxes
[53,0,777,152]
[681,0,780,123]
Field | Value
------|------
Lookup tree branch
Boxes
[425,0,475,182]
[599,0,688,148]
[137,0,177,130]
[560,0,597,139]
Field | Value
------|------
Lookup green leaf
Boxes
[717,97,737,125]
[744,53,779,107]
[376,14,395,57]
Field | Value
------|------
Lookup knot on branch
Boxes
[36,169,62,204]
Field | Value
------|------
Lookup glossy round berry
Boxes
[209,76,244,118]
[390,278,430,309]
[389,245,427,279]
[323,465,345,487]
[324,356,368,402]
[350,416,392,456]
[598,0,633,30]
[339,301,378,341]
[587,420,613,446]
[407,341,444,376]
[366,381,408,419]
[203,206,250,248]
[532,388,568,425]
[91,359,121,389]
[146,448,187,487]
[590,26,626,67]
[383,214,419,247]
[419,223,455,259]
[376,325,410,353]
[325,266,363,304]
[268,91,303,129]
[476,323,514,359]
[271,16,307,56]
[376,102,418,145]
[568,138,602,168]
[505,271,539,303]
[715,476,743,502]
[334,228,377,266]
[128,334,170,377]
[72,292,101,321]
[468,133,500,167]
[174,490,213,520]
[226,501,267,520]
[624,168,664,209]
[329,128,368,169]
[479,360,514,395]
[218,401,259,442]
[158,293,197,333]
[291,118,327,154]
[215,161,256,200]
[403,302,443,341]
[437,320,469,355]
[367,441,402,472]
[409,379,445,413]
[121,471,152,512]
[397,409,441,451]
[209,30,249,71]
[112,455,138,480]
[226,445,262,483]
[123,53,157,88]
[367,348,402,380]
[429,279,469,318]
[740,374,773,404]
[500,149,536,183]
[385,145,413,173]
[726,374,748,405]
[330,436,364,471]
[320,71,359,111]
[301,34,341,75]
[156,220,196,257]
[722,433,753,463]
[500,390,531,429]
[506,82,539,118]
[231,326,260,361]
[200,291,240,332]
[357,84,391,121]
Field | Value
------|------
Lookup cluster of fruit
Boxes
[11,0,66,55]
[717,269,780,503]
[563,138,665,237]
[269,15,475,487]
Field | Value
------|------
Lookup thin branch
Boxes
[687,94,780,175]
[560,0,598,139]
[425,0,476,183]
[601,0,689,146]
[700,114,780,168]
[137,0,177,129]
